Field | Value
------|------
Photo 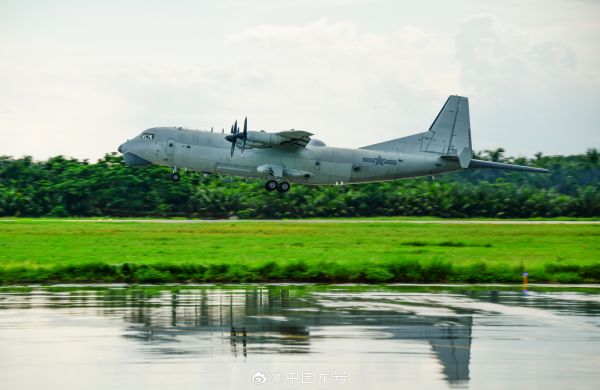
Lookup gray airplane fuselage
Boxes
[119,127,463,185]
[118,96,548,188]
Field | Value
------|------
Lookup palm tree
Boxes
[485,148,506,162]
[586,148,599,165]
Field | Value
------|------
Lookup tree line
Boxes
[0,148,598,218]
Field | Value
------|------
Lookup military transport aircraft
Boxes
[118,95,548,192]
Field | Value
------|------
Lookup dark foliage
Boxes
[0,148,598,218]
[2,260,599,284]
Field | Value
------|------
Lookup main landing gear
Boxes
[264,180,278,191]
[265,180,290,193]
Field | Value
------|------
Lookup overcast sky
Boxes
[1,0,598,161]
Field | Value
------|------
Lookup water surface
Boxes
[0,285,599,389]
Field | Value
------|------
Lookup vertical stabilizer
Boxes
[423,95,472,168]
[360,96,472,168]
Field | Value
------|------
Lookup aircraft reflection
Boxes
[117,287,472,385]
[2,285,599,390]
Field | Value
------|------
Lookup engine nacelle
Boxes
[244,131,287,147]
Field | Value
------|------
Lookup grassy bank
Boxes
[0,219,599,284]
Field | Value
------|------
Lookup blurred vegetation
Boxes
[4,260,600,284]
[0,148,598,218]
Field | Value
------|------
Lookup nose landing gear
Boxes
[264,180,290,193]
[171,166,180,182]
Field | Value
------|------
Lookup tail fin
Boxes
[425,95,472,168]
[434,96,548,173]
[360,95,472,168]
[360,95,550,174]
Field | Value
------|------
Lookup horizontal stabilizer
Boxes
[468,159,549,173]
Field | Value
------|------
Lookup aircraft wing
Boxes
[275,130,313,147]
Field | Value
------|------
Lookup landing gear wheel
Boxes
[277,181,291,193]
[171,173,180,182]
[264,180,278,192]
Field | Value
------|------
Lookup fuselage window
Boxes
[140,133,155,140]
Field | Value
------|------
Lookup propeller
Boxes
[224,117,248,157]
[231,120,238,157]
[241,117,247,153]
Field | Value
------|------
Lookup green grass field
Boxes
[0,219,599,284]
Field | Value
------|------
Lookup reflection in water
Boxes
[120,287,473,384]
[1,285,600,390]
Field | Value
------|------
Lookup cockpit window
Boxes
[140,133,155,140]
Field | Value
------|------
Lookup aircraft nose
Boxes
[118,143,124,153]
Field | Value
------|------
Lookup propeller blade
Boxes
[234,120,238,134]
[230,140,235,157]
[241,117,247,153]
[242,117,248,153]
